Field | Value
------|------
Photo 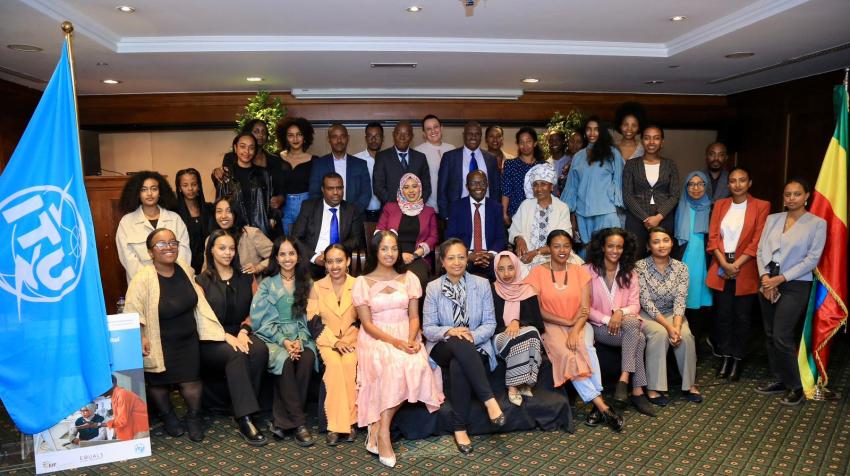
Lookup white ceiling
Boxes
[1,0,849,96]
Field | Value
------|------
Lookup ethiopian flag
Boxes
[798,84,849,398]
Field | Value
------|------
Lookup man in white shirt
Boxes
[353,122,385,223]
[414,114,455,213]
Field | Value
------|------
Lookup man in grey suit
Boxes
[372,121,431,206]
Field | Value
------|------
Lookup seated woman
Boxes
[376,173,437,288]
[125,228,232,442]
[208,197,273,278]
[756,178,826,406]
[175,168,213,274]
[510,164,578,278]
[584,228,654,416]
[116,171,191,283]
[251,236,317,447]
[492,251,545,406]
[422,238,506,455]
[354,231,444,468]
[195,229,270,446]
[524,230,623,432]
[306,244,359,446]
[635,227,701,406]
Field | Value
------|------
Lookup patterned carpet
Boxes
[2,335,848,476]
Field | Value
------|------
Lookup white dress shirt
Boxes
[312,200,340,263]
[415,141,455,211]
[461,146,489,198]
[354,149,381,211]
[721,200,747,252]
[331,152,347,183]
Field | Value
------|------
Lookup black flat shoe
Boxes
[613,381,629,404]
[185,411,204,442]
[682,390,703,403]
[454,437,473,455]
[160,409,184,437]
[236,416,268,447]
[728,359,742,382]
[345,426,357,443]
[755,381,786,395]
[647,394,669,407]
[584,407,603,427]
[628,394,656,417]
[780,388,805,406]
[490,413,506,427]
[716,356,731,379]
[602,408,624,433]
[325,432,340,446]
[270,426,286,440]
[294,425,315,447]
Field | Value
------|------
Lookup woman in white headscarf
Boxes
[508,164,578,277]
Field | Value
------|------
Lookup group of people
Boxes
[114,103,827,468]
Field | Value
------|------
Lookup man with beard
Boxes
[703,142,730,201]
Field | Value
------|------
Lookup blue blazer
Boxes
[422,273,497,370]
[444,196,507,253]
[308,154,372,213]
[437,148,502,219]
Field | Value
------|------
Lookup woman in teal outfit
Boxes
[674,171,713,340]
[252,235,317,447]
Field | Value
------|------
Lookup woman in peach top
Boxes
[353,230,444,468]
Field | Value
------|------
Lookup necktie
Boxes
[399,152,408,171]
[469,151,478,174]
[329,207,339,245]
[473,203,483,251]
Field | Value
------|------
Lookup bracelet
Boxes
[240,324,252,335]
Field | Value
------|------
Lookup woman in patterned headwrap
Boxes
[508,164,579,277]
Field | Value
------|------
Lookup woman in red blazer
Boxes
[705,167,770,381]
[376,173,438,288]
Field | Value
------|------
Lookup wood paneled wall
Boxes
[728,70,846,210]
[0,80,41,172]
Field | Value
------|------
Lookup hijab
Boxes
[674,170,712,245]
[397,172,425,217]
[523,163,555,199]
[493,251,537,326]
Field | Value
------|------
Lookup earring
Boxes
[805,201,808,207]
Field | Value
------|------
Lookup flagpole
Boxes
[60,21,84,168]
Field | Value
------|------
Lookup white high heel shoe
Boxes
[365,424,378,455]
[379,453,397,468]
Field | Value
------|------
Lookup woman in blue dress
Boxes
[673,171,713,342]
[560,116,624,246]
[501,126,546,225]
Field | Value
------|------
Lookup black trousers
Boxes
[759,280,811,391]
[273,348,315,430]
[625,211,676,259]
[199,336,268,418]
[309,263,327,281]
[430,337,494,431]
[715,280,756,360]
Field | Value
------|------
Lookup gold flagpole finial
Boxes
[61,21,74,34]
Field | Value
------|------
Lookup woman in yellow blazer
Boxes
[307,243,359,446]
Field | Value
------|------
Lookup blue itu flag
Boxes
[0,39,112,434]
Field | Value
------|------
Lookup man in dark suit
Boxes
[293,172,365,279]
[372,121,431,206]
[445,170,506,278]
[437,121,501,220]
[308,124,372,213]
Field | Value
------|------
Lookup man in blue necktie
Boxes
[437,121,502,220]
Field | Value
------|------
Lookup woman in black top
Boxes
[175,168,213,274]
[196,229,270,446]
[278,117,318,234]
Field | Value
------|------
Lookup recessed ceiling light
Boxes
[116,5,135,13]
[668,65,680,69]
[670,16,687,22]
[725,52,754,59]
[644,80,664,85]
[96,62,109,66]
[246,77,264,82]
[406,6,422,12]
[102,79,121,84]
[521,78,539,84]
[6,44,42,52]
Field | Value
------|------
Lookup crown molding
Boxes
[18,0,120,50]
[290,88,524,100]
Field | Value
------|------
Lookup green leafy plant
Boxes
[235,91,287,154]
[539,109,585,159]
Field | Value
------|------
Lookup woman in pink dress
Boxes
[353,230,444,468]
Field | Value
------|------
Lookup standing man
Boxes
[703,142,730,201]
[485,125,513,172]
[415,114,455,215]
[294,173,365,279]
[445,170,506,278]
[437,121,501,220]
[373,121,431,206]
[354,122,385,224]
[308,124,372,214]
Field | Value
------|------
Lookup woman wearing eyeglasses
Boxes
[125,228,237,442]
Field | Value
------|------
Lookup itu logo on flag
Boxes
[0,181,87,305]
